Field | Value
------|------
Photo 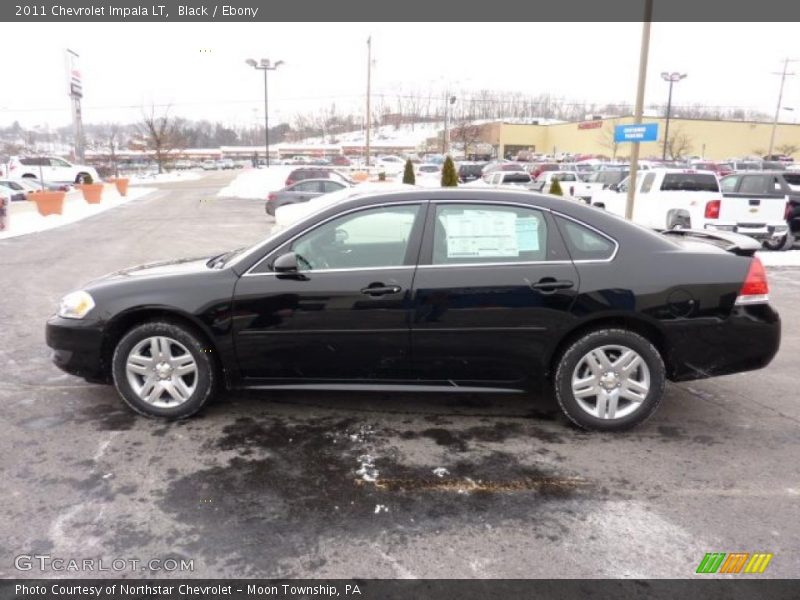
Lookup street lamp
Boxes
[660,71,687,160]
[443,95,456,154]
[245,58,284,167]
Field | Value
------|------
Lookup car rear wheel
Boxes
[554,328,666,431]
[75,172,91,184]
[112,321,216,419]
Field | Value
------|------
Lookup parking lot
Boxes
[1,171,798,578]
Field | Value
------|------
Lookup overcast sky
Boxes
[1,22,798,130]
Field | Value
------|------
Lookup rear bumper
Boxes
[663,304,781,381]
[704,222,788,241]
[45,316,108,382]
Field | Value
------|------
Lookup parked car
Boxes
[375,155,407,175]
[690,161,734,178]
[0,179,29,202]
[217,159,235,170]
[285,168,353,187]
[201,160,218,170]
[416,164,442,178]
[487,171,533,187]
[13,178,72,193]
[482,162,527,180]
[458,162,488,183]
[576,169,631,203]
[46,188,780,431]
[529,163,561,179]
[331,156,351,167]
[266,179,350,216]
[764,154,794,163]
[7,156,99,184]
[720,171,800,250]
[530,171,582,193]
[593,169,788,246]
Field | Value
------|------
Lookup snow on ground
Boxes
[128,170,205,185]
[757,249,800,267]
[216,166,295,199]
[302,122,442,149]
[0,187,155,240]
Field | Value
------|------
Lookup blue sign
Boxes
[614,123,659,143]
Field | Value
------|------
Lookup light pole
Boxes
[767,59,797,157]
[443,94,456,154]
[246,58,284,167]
[660,72,687,160]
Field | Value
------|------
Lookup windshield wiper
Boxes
[207,248,244,269]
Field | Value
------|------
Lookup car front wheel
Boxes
[112,321,217,418]
[554,328,666,431]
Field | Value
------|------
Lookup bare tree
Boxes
[666,128,693,160]
[100,123,122,178]
[137,104,185,174]
[450,120,484,159]
[776,143,800,157]
[597,120,621,160]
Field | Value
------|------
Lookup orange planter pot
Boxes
[78,183,104,204]
[30,191,66,216]
[110,178,130,197]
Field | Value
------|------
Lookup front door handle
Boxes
[361,283,402,296]
[530,278,575,292]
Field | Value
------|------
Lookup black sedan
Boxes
[46,189,780,430]
[266,179,349,216]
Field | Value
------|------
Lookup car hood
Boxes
[89,256,214,286]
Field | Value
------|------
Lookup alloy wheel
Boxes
[125,336,198,408]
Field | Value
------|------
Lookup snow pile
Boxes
[128,170,205,185]
[302,122,442,149]
[216,166,295,199]
[757,249,800,267]
[0,187,156,240]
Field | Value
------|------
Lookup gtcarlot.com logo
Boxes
[696,552,773,574]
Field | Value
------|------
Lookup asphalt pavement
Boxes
[1,170,798,578]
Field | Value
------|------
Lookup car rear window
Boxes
[783,174,800,191]
[502,173,532,183]
[660,174,719,192]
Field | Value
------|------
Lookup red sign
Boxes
[578,121,602,130]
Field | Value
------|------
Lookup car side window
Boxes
[719,175,740,193]
[433,204,548,265]
[322,181,344,193]
[556,216,616,261]
[290,205,420,271]
[739,175,769,195]
[293,181,320,192]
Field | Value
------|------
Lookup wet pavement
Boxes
[1,171,798,578]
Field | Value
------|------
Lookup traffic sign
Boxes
[614,123,659,143]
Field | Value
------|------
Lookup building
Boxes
[471,117,800,161]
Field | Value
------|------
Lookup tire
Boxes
[762,231,794,251]
[111,320,217,419]
[667,212,691,230]
[75,172,90,184]
[554,328,666,432]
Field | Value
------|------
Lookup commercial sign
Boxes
[65,49,82,98]
[578,121,603,130]
[614,123,658,143]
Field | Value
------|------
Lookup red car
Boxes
[692,162,733,178]
[529,163,560,179]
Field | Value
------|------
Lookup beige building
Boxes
[473,117,800,161]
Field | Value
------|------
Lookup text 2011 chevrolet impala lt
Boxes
[46,189,780,430]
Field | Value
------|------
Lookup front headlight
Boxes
[58,291,96,319]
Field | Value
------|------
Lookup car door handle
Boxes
[361,284,402,296]
[530,278,574,292]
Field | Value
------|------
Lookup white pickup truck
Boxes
[591,168,790,248]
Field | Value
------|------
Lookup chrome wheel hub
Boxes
[571,345,651,420]
[125,336,197,408]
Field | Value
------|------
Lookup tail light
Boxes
[785,201,792,221]
[704,200,721,219]
[735,257,769,305]
[267,193,277,202]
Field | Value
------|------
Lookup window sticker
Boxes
[515,216,540,252]
[444,211,519,258]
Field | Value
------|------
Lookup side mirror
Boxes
[273,252,299,273]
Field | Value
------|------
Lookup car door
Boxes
[409,199,579,386]
[232,202,427,381]
[288,180,323,203]
[47,157,71,182]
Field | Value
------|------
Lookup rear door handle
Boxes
[530,278,575,292]
[361,284,402,296]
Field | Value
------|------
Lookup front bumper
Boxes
[45,316,108,382]
[663,304,781,382]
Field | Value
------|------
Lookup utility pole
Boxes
[660,72,687,160]
[625,0,653,221]
[245,58,284,167]
[767,58,797,158]
[365,36,372,167]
